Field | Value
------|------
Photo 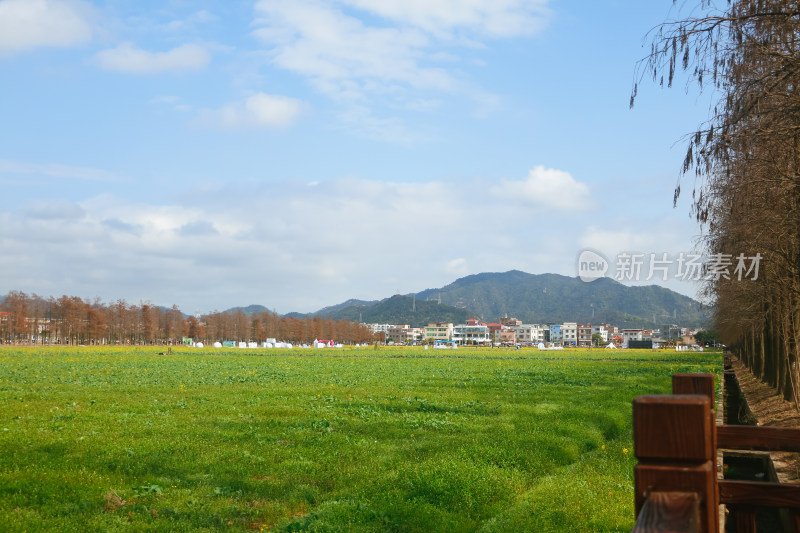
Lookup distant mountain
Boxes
[223,304,273,316]
[414,270,710,329]
[223,270,710,329]
[149,305,191,319]
[316,294,473,328]
[313,298,379,316]
[280,300,379,319]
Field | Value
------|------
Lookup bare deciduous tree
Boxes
[635,0,800,406]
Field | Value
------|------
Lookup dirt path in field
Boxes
[728,354,800,482]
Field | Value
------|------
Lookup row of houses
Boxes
[369,318,694,347]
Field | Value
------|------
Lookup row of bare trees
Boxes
[636,0,800,406]
[0,291,374,345]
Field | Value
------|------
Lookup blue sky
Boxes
[0,0,716,314]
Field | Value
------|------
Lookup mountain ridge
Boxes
[413,270,709,328]
[313,271,710,329]
[221,270,711,329]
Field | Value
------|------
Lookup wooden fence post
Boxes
[672,373,715,403]
[633,394,718,533]
[672,373,720,524]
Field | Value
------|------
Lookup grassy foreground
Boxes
[0,346,721,532]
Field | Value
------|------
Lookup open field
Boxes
[0,346,722,532]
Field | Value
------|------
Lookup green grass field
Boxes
[0,346,721,532]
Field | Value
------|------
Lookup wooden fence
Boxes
[632,373,800,533]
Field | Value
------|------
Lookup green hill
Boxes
[313,298,379,316]
[223,304,272,316]
[279,270,711,329]
[413,271,710,328]
[316,294,473,328]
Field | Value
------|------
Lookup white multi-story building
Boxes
[535,324,549,343]
[561,322,578,345]
[621,329,644,342]
[453,324,490,345]
[511,325,533,343]
[369,324,395,335]
[512,324,549,344]
[592,325,608,342]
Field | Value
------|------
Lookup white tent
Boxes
[606,343,616,349]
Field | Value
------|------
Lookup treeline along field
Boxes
[0,347,721,532]
[0,291,374,345]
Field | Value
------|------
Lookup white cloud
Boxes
[179,220,218,237]
[580,227,654,254]
[250,0,549,138]
[26,199,86,220]
[0,169,576,312]
[253,0,449,95]
[246,93,305,126]
[340,0,550,38]
[93,42,211,74]
[193,92,306,129]
[0,0,93,54]
[579,218,703,260]
[490,166,590,210]
[576,219,705,297]
[162,9,216,32]
[148,95,193,113]
[0,158,120,182]
[1,163,701,313]
[336,104,430,143]
[445,257,468,275]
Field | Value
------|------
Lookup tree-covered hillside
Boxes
[306,270,710,328]
[315,294,473,328]
[414,271,709,328]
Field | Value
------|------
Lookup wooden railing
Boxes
[632,373,800,533]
